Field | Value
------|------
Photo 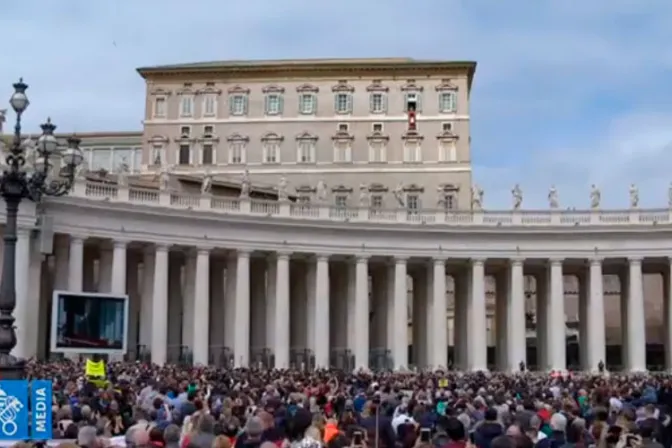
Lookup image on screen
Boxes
[52,291,128,352]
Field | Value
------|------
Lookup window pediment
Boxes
[262,84,285,94]
[296,83,319,93]
[367,131,390,141]
[401,79,424,92]
[197,85,222,95]
[437,130,458,140]
[148,135,169,144]
[149,87,172,96]
[402,131,424,141]
[435,79,458,91]
[369,183,388,193]
[227,133,250,143]
[261,132,284,142]
[331,185,353,193]
[366,80,389,92]
[404,183,424,193]
[176,83,195,95]
[296,184,316,194]
[228,85,251,95]
[331,80,354,93]
[332,130,354,142]
[296,131,318,141]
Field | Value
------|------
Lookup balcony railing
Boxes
[62,180,672,227]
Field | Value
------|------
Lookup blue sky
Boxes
[1,0,671,209]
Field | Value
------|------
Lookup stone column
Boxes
[13,229,31,359]
[68,235,84,292]
[393,257,408,369]
[266,258,277,351]
[193,248,210,365]
[469,258,487,371]
[151,244,169,365]
[354,255,370,370]
[314,254,330,368]
[587,258,606,371]
[234,250,251,367]
[224,256,237,350]
[431,258,447,369]
[507,259,526,372]
[111,241,127,295]
[626,257,646,372]
[306,259,316,353]
[547,258,566,371]
[274,251,291,368]
[99,246,113,292]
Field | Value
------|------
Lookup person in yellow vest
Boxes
[86,355,109,389]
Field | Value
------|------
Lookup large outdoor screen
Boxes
[50,291,129,354]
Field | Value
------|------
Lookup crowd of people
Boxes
[19,359,672,448]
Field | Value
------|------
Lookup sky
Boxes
[1,0,672,209]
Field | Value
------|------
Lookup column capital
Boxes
[314,253,331,262]
[154,243,170,253]
[70,234,86,245]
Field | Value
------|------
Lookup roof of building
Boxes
[137,57,477,90]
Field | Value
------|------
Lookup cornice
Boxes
[137,61,477,90]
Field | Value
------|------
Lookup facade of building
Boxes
[137,58,474,210]
[4,179,672,372]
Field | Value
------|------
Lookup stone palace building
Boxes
[1,58,671,372]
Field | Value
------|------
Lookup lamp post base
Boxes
[0,354,25,379]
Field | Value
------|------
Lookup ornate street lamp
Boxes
[0,79,83,378]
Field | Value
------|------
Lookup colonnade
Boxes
[10,231,672,371]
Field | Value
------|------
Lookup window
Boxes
[406,194,420,213]
[371,195,383,209]
[229,142,245,164]
[112,147,132,172]
[263,142,280,163]
[229,95,248,116]
[297,141,315,163]
[150,145,164,166]
[404,92,422,112]
[404,141,422,162]
[369,93,387,113]
[180,126,191,137]
[154,97,167,118]
[203,95,217,117]
[439,92,457,113]
[299,94,316,114]
[91,148,112,172]
[372,123,383,133]
[442,193,457,210]
[335,195,348,208]
[334,93,352,114]
[369,141,386,163]
[333,141,351,163]
[203,125,214,137]
[439,141,457,162]
[180,96,193,117]
[202,144,214,165]
[338,123,349,132]
[265,94,283,115]
[178,145,191,165]
[442,122,453,132]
